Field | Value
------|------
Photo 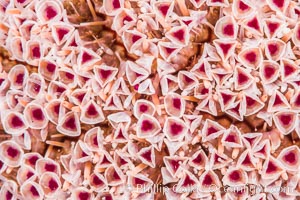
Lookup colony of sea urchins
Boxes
[1,0,300,199]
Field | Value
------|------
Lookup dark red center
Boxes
[198,64,205,73]
[82,52,93,64]
[92,175,103,185]
[33,83,41,93]
[26,171,34,179]
[113,170,121,180]
[134,177,146,185]
[170,160,180,172]
[78,192,90,200]
[18,41,23,52]
[267,22,279,34]
[207,127,218,135]
[101,155,110,165]
[81,150,88,157]
[32,46,41,58]
[284,64,295,77]
[244,51,256,63]
[273,94,283,106]
[46,62,56,73]
[192,154,203,164]
[239,0,249,10]
[28,156,39,165]
[165,47,176,54]
[225,134,236,142]
[30,186,39,196]
[223,24,234,36]
[279,114,292,126]
[116,129,125,139]
[266,161,277,173]
[0,78,4,86]
[184,75,194,84]
[264,65,276,79]
[45,163,56,172]
[102,195,113,200]
[7,146,19,158]
[45,6,57,20]
[141,120,153,132]
[170,123,183,136]
[221,93,232,105]
[203,175,213,186]
[268,43,278,55]
[246,96,256,107]
[16,73,24,85]
[132,35,141,43]
[53,104,60,115]
[219,44,232,55]
[11,115,24,128]
[70,39,77,47]
[139,104,148,113]
[141,150,152,162]
[183,20,192,25]
[65,72,74,80]
[242,154,252,165]
[229,171,241,181]
[57,28,68,41]
[99,69,112,79]
[123,16,133,24]
[32,108,44,121]
[134,84,139,90]
[159,5,169,16]
[284,152,296,164]
[272,0,284,8]
[5,191,13,200]
[182,175,195,187]
[238,72,249,85]
[245,137,255,145]
[201,88,209,95]
[247,18,260,30]
[112,0,121,9]
[76,94,85,103]
[119,157,127,165]
[172,98,181,110]
[173,29,185,41]
[65,117,76,130]
[48,178,59,191]
[87,104,97,116]
[93,136,98,146]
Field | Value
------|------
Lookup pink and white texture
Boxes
[0,0,300,199]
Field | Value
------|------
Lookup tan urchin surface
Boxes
[1,0,300,200]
